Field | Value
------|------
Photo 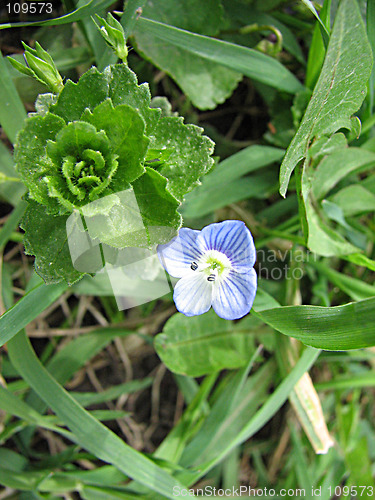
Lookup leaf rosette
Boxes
[14,64,215,284]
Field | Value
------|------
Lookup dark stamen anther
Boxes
[191,261,198,271]
[207,274,216,282]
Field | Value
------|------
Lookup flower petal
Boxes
[173,273,213,316]
[212,268,257,320]
[157,228,203,278]
[197,220,256,271]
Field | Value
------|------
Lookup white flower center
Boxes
[190,250,232,283]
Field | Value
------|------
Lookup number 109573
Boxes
[6,2,53,14]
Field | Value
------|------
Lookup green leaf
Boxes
[15,113,66,212]
[22,328,138,449]
[0,280,68,348]
[180,360,274,466]
[0,141,25,205]
[302,199,360,257]
[105,64,160,135]
[14,61,214,285]
[279,0,372,197]
[300,145,375,256]
[21,200,84,285]
[132,0,242,110]
[367,0,375,111]
[182,172,277,218]
[132,167,182,245]
[154,310,258,377]
[121,0,148,40]
[182,145,284,217]
[254,297,375,350]
[309,261,375,302]
[7,331,192,499]
[34,92,57,116]
[0,51,27,143]
[330,185,375,216]
[307,132,347,164]
[81,485,137,499]
[177,347,320,483]
[51,68,110,123]
[136,17,304,95]
[300,0,330,42]
[0,385,73,441]
[0,467,56,491]
[312,148,375,200]
[71,378,153,407]
[344,253,375,271]
[149,116,214,201]
[0,201,26,250]
[83,168,181,249]
[50,64,158,130]
[81,99,149,184]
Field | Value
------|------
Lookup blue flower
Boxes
[157,220,257,320]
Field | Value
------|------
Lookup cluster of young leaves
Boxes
[14,63,214,284]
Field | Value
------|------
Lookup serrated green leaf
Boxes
[81,99,149,184]
[154,311,258,377]
[15,113,66,213]
[279,0,372,197]
[14,62,214,285]
[149,116,214,201]
[104,64,160,134]
[51,67,110,122]
[21,200,84,285]
[133,0,241,110]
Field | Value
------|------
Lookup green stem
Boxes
[239,24,283,54]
